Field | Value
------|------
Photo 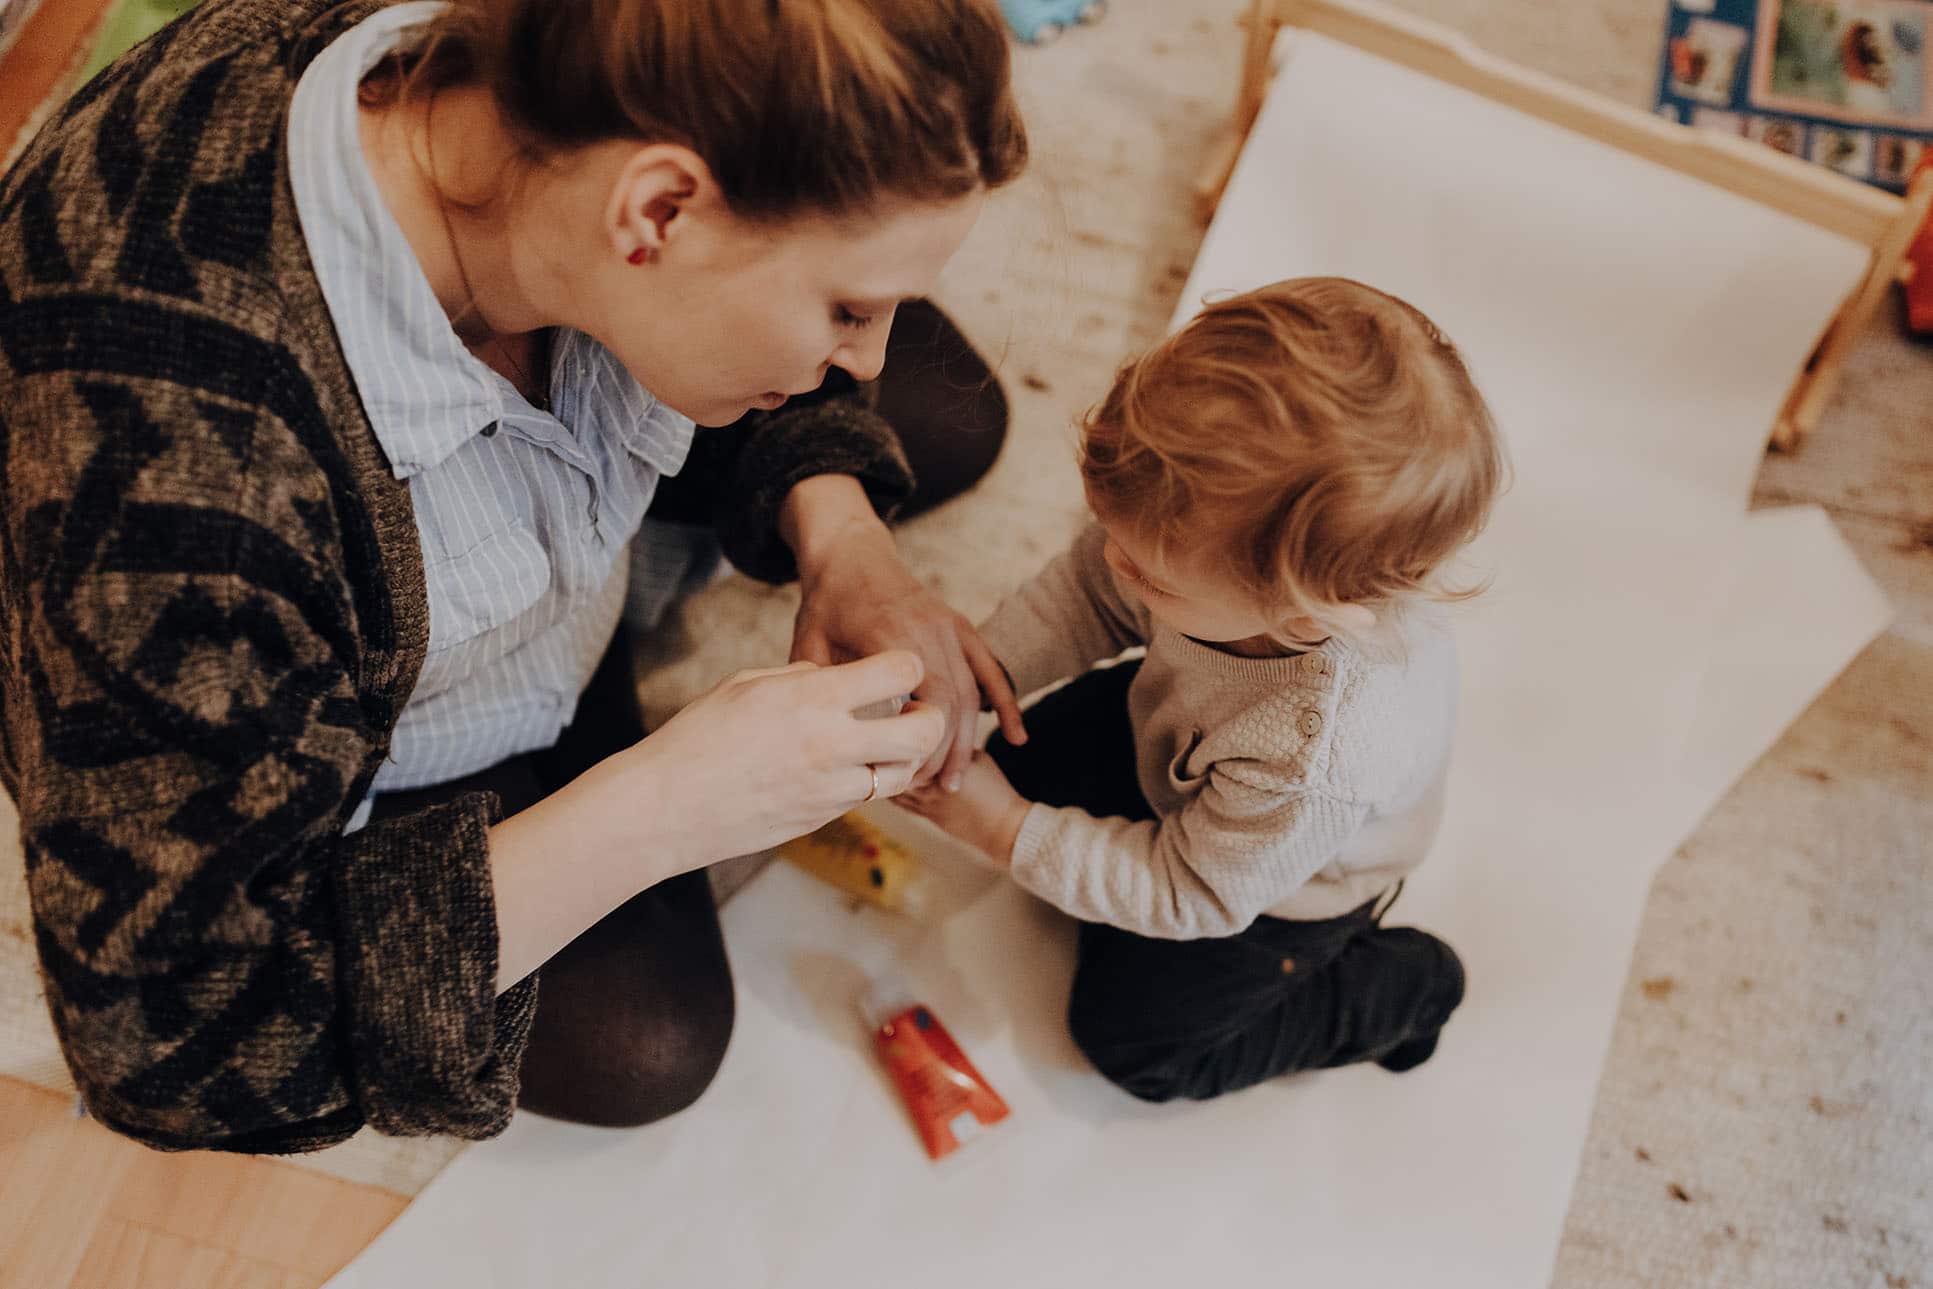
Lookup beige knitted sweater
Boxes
[980,524,1458,936]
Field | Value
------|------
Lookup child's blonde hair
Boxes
[1080,277,1506,622]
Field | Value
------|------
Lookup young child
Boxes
[900,277,1506,1103]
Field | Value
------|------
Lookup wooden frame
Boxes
[1194,0,1933,452]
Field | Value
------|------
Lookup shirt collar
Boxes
[549,329,695,478]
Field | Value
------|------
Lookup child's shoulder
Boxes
[1303,606,1459,770]
[1331,601,1456,683]
[1164,605,1457,790]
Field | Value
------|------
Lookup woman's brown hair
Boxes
[361,0,1028,220]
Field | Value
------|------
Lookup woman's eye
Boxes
[835,307,874,331]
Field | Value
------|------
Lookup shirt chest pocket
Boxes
[423,524,554,660]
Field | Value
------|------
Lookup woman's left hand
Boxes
[783,478,1025,791]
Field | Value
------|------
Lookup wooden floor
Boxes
[0,0,116,166]
[0,1078,406,1289]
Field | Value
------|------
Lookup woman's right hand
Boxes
[491,649,945,991]
[579,649,948,872]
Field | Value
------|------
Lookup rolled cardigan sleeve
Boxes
[648,373,915,583]
[331,796,538,1139]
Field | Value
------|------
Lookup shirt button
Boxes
[1299,710,1323,737]
[480,421,499,438]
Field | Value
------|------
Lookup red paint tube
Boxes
[873,1003,1010,1160]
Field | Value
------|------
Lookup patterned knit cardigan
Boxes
[0,0,912,1153]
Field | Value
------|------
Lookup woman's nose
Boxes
[833,315,894,384]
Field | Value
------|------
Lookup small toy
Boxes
[873,1002,1010,1160]
[999,0,1105,46]
[777,812,926,912]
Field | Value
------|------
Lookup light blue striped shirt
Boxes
[288,3,696,803]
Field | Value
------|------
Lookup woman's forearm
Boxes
[487,750,693,993]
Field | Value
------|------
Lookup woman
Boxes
[0,0,1027,1150]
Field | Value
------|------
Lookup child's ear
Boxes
[1325,603,1378,635]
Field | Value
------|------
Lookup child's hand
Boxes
[894,752,1031,866]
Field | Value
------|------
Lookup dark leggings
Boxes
[370,300,1008,1127]
[986,661,1468,1103]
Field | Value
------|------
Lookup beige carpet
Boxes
[2,1,1927,1283]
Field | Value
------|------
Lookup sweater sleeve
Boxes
[648,371,915,584]
[0,370,533,1153]
[1006,764,1370,940]
[978,523,1153,698]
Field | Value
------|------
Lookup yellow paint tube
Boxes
[778,812,926,913]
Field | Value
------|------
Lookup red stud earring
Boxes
[627,247,652,265]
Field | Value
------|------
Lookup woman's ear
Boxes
[606,143,715,264]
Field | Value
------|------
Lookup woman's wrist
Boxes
[778,474,888,580]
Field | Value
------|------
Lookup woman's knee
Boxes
[515,876,737,1128]
[517,981,735,1128]
[875,299,1010,519]
[583,988,736,1126]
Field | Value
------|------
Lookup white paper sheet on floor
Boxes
[330,30,1891,1289]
